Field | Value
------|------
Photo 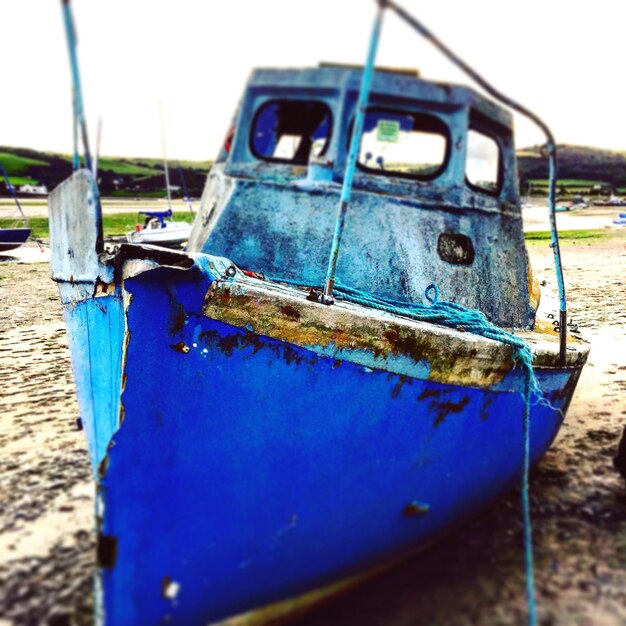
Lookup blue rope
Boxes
[273,277,539,393]
[521,369,537,625]
[269,276,539,624]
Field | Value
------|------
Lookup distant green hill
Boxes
[2,143,625,199]
[518,144,626,193]
[0,146,211,198]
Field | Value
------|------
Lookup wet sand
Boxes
[1,235,625,626]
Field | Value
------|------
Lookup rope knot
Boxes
[425,283,439,305]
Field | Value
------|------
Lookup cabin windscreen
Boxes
[466,129,501,194]
[250,100,332,165]
[465,111,505,195]
[356,108,449,180]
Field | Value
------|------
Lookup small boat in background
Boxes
[0,227,31,253]
[126,208,191,247]
[0,162,32,253]
[51,1,588,625]
[125,103,193,249]
[593,194,626,207]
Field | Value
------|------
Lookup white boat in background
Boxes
[125,102,194,249]
[126,209,191,247]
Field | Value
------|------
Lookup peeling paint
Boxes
[170,341,190,354]
[403,501,430,517]
[97,534,118,569]
[202,279,516,389]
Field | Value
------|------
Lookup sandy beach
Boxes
[1,232,625,626]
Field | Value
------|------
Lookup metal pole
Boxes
[61,0,92,172]
[72,89,80,170]
[158,101,173,213]
[0,163,27,222]
[1,163,46,251]
[178,165,194,215]
[548,151,567,365]
[60,0,103,252]
[384,0,567,363]
[321,5,385,304]
[93,116,103,179]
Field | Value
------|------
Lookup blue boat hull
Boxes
[68,265,583,626]
[0,227,30,252]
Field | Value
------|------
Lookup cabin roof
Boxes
[247,66,513,129]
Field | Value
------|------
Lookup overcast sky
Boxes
[0,1,621,161]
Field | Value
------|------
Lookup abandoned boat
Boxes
[51,1,588,624]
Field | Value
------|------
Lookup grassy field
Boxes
[524,228,612,242]
[2,215,616,245]
[0,212,196,239]
[0,151,48,175]
[109,189,171,198]
[528,179,603,187]
[95,158,161,177]
[1,176,39,186]
[527,180,626,196]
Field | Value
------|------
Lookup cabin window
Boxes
[356,109,449,180]
[466,128,501,194]
[250,100,332,164]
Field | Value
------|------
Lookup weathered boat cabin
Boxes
[188,66,532,328]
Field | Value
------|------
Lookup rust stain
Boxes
[170,341,190,354]
[403,501,430,516]
[199,328,309,367]
[169,302,187,335]
[528,262,541,312]
[479,394,495,420]
[432,396,470,427]
[200,281,531,388]
[281,304,301,320]
[418,387,444,401]
[390,374,412,399]
[95,280,115,296]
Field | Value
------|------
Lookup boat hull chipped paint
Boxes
[103,261,583,626]
[49,206,586,624]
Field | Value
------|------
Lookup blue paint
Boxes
[63,292,125,475]
[521,370,537,626]
[92,266,579,625]
[138,209,173,226]
[0,228,31,252]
